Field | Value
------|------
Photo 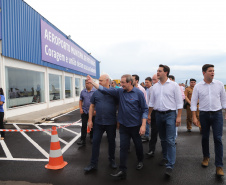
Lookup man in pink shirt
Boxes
[169,75,185,142]
[132,74,147,103]
[132,75,148,143]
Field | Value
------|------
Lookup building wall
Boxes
[0,0,100,118]
[0,0,100,79]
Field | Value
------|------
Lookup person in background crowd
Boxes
[36,84,41,99]
[140,82,146,90]
[0,88,5,140]
[87,74,148,180]
[146,74,159,158]
[111,80,120,88]
[184,78,201,132]
[77,80,96,146]
[142,77,152,142]
[23,89,28,97]
[191,64,226,177]
[168,75,185,142]
[132,75,147,102]
[84,74,118,173]
[180,83,185,91]
[132,75,148,147]
[148,65,183,177]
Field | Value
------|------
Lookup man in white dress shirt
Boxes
[191,64,226,177]
[148,64,183,177]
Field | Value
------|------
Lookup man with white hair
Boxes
[84,74,118,173]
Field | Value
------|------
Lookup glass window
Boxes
[75,78,80,97]
[82,79,86,90]
[5,67,45,108]
[65,76,72,98]
[49,74,62,101]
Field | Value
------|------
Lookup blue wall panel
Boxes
[0,0,2,40]
[1,0,100,79]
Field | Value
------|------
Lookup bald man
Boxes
[84,74,118,173]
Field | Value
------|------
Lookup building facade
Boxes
[0,0,100,119]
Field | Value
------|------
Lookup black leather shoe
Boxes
[109,160,117,169]
[165,168,173,177]
[84,164,97,172]
[159,159,168,166]
[77,140,86,146]
[146,151,155,158]
[136,162,143,170]
[110,171,127,179]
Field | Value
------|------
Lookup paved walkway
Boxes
[6,101,79,123]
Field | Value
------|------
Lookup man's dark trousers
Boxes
[90,124,116,166]
[119,124,143,172]
[200,110,223,167]
[148,110,158,152]
[81,113,94,141]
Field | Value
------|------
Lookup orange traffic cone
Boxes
[87,126,90,134]
[45,126,68,170]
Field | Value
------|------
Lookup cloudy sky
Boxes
[24,0,226,84]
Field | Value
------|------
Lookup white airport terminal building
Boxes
[0,0,100,119]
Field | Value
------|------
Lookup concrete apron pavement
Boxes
[6,102,79,124]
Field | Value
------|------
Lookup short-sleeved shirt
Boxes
[0,95,5,112]
[90,88,117,125]
[80,88,96,114]
[184,86,193,101]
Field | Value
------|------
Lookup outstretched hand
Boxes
[87,75,93,83]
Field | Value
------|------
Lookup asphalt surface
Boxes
[0,109,226,185]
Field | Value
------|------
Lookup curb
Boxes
[6,105,79,124]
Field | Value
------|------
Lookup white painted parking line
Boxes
[40,123,81,125]
[34,125,68,145]
[0,140,13,159]
[51,108,79,120]
[39,122,82,126]
[0,122,82,161]
[5,123,35,125]
[62,133,81,154]
[0,158,49,161]
[13,124,49,159]
[57,127,79,135]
